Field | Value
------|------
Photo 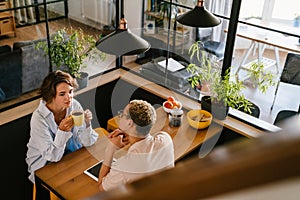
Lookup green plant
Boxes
[186,41,276,114]
[157,1,179,19]
[36,28,106,78]
[294,13,300,20]
[246,61,276,93]
[158,1,171,19]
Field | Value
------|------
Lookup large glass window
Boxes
[272,0,300,22]
[239,0,264,20]
[125,0,230,99]
[1,0,300,128]
[0,0,115,109]
[122,0,300,127]
[240,0,300,32]
[236,0,300,125]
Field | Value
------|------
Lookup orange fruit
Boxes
[173,100,180,108]
[164,101,173,109]
[167,96,176,103]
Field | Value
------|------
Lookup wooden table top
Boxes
[35,107,223,200]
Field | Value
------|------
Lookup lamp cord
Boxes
[164,0,173,86]
[121,0,124,18]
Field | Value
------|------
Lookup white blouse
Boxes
[26,99,98,183]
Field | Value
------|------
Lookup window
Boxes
[272,0,300,22]
[236,0,300,125]
[240,0,300,28]
[239,0,264,20]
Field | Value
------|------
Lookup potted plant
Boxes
[156,1,178,30]
[186,41,276,119]
[36,28,106,89]
[293,14,300,27]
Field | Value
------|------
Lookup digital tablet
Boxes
[84,160,103,182]
[84,159,116,182]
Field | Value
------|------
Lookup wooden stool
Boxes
[107,116,119,131]
[33,184,60,200]
[94,127,109,136]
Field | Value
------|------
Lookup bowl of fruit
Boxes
[163,96,182,113]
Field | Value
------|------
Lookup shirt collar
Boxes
[38,100,72,118]
[38,100,52,119]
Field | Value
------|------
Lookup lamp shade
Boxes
[177,6,221,27]
[96,29,150,56]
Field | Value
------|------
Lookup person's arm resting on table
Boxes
[98,129,128,191]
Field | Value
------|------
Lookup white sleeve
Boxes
[77,126,98,147]
[71,99,98,146]
[30,112,73,162]
[102,169,126,191]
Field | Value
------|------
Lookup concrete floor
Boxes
[231,48,300,124]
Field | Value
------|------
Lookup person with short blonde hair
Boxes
[127,99,156,136]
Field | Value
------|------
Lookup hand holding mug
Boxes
[59,116,74,132]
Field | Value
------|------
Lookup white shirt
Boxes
[26,99,98,183]
[102,132,175,191]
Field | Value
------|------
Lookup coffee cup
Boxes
[71,110,84,126]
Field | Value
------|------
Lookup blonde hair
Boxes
[128,100,156,136]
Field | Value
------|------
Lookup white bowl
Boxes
[163,101,182,113]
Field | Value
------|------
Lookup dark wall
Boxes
[0,114,33,200]
[177,128,247,163]
[94,78,165,128]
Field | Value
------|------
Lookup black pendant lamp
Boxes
[176,0,221,27]
[96,0,150,56]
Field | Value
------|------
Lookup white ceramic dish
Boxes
[162,101,182,113]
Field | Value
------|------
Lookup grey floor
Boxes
[231,48,300,124]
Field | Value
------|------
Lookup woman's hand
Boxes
[59,116,74,132]
[84,109,93,127]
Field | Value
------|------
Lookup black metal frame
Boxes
[140,0,300,78]
[140,0,238,80]
[1,0,69,27]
